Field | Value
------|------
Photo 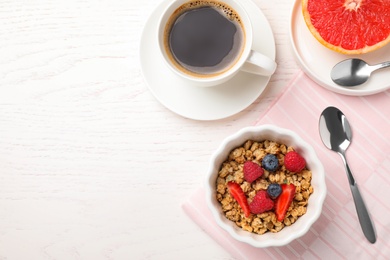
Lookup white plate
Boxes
[140,0,275,121]
[290,0,390,96]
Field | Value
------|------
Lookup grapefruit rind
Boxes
[302,0,390,55]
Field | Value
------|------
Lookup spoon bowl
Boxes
[319,106,377,243]
[331,58,390,87]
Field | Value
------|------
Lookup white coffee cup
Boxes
[157,0,277,87]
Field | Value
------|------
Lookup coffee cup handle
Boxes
[241,50,277,76]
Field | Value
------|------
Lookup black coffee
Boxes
[164,1,245,77]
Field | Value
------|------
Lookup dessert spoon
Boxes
[319,106,376,243]
[331,58,390,87]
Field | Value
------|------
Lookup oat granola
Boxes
[216,139,314,235]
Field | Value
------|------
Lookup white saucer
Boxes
[290,0,390,96]
[140,0,276,120]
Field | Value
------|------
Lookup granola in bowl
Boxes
[216,139,314,235]
[205,125,326,247]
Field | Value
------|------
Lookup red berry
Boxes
[275,184,296,222]
[227,182,250,218]
[284,151,306,172]
[249,190,274,214]
[243,161,264,183]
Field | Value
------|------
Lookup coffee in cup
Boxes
[163,1,245,77]
[158,0,277,87]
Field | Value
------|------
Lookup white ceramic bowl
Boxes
[205,125,326,247]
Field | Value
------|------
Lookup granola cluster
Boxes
[216,139,314,234]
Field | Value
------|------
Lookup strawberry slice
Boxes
[227,181,250,218]
[275,183,296,222]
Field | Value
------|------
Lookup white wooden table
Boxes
[0,0,299,259]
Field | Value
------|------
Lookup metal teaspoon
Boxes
[331,58,390,87]
[319,106,377,243]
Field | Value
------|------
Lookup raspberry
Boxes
[243,161,264,183]
[249,190,274,214]
[284,151,306,172]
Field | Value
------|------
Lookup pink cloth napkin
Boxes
[182,72,390,259]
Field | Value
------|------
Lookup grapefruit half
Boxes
[302,0,390,54]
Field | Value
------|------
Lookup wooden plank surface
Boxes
[0,0,299,259]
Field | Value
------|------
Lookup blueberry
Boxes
[267,183,282,199]
[262,154,279,172]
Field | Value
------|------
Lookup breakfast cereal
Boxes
[216,139,314,234]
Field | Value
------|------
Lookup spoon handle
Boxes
[341,154,377,243]
[371,61,390,72]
